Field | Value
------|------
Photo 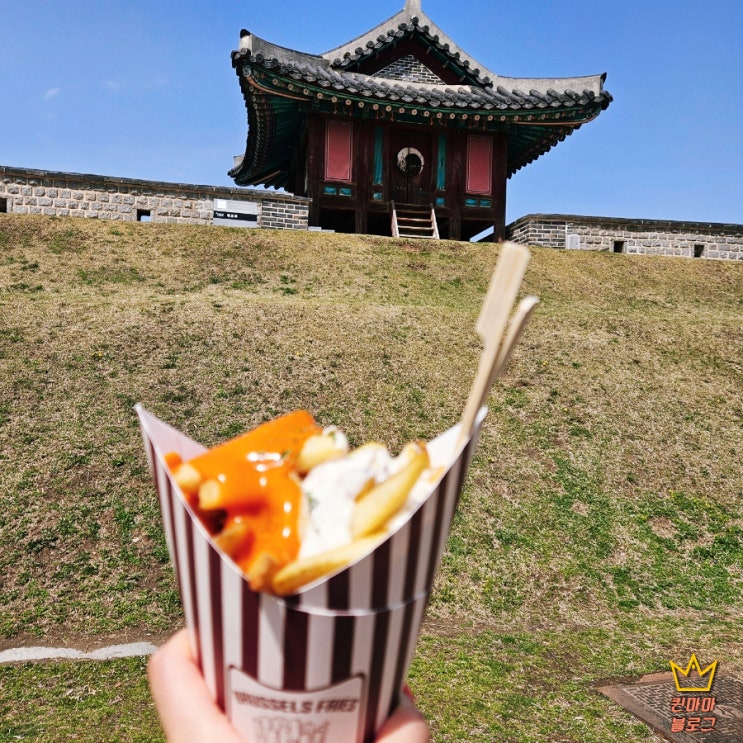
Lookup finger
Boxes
[148,630,246,743]
[376,692,430,742]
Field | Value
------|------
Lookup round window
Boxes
[395,147,424,176]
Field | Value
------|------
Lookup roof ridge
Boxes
[319,2,496,84]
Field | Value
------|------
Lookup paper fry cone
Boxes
[137,404,485,743]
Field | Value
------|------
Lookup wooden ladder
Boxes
[391,201,440,240]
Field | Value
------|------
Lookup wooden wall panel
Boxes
[325,121,353,181]
[466,135,493,194]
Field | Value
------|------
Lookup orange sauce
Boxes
[170,410,321,572]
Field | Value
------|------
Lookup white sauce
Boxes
[299,444,396,558]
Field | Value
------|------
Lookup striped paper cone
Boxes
[137,405,485,743]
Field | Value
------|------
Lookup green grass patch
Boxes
[0,658,162,743]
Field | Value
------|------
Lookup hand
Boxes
[376,689,430,743]
[148,629,245,743]
[148,629,430,743]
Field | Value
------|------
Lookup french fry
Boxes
[271,534,385,596]
[296,431,347,475]
[167,415,435,596]
[396,441,426,469]
[246,551,280,593]
[353,477,376,502]
[163,451,183,469]
[349,442,388,501]
[213,517,253,558]
[351,442,429,539]
[198,479,223,510]
[173,462,202,496]
[354,441,387,455]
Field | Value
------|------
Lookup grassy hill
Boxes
[1,214,741,742]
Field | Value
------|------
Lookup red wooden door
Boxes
[389,130,432,205]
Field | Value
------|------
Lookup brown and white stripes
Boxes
[137,405,484,743]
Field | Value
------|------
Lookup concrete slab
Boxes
[0,642,158,665]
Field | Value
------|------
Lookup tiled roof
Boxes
[235,44,609,114]
[229,2,612,187]
[233,14,611,110]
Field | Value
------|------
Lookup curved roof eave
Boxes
[234,52,612,117]
[235,29,329,70]
[233,27,610,104]
[229,2,613,187]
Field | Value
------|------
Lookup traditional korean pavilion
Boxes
[229,1,612,241]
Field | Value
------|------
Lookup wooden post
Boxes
[447,130,463,241]
[355,121,371,234]
[491,133,508,241]
[306,115,323,227]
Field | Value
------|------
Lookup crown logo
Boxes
[670,653,718,693]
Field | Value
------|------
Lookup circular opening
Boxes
[395,147,425,176]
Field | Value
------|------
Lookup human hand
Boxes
[148,629,246,743]
[148,629,429,743]
[376,688,430,743]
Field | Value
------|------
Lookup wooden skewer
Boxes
[488,295,540,390]
[476,243,529,351]
[456,242,535,451]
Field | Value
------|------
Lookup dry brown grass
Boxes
[1,214,741,641]
[1,214,742,741]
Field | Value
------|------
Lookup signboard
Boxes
[213,199,259,228]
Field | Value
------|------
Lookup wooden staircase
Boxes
[391,201,440,239]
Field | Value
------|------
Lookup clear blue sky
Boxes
[2,0,741,225]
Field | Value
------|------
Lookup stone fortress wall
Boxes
[0,165,309,231]
[507,214,743,261]
[1,165,741,260]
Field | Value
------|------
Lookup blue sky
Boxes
[2,0,741,225]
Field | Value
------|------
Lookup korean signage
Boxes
[213,198,259,228]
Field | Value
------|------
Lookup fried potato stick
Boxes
[173,462,202,496]
[351,443,429,539]
[271,535,385,596]
[295,432,347,475]
[246,551,280,593]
